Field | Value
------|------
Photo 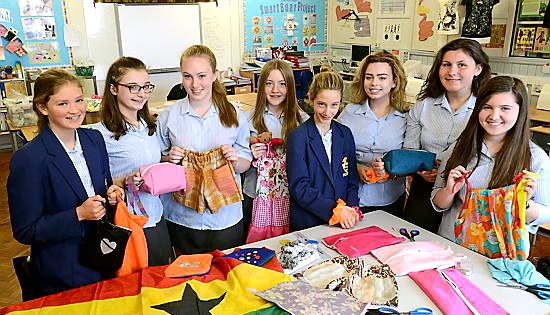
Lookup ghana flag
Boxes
[0,251,292,315]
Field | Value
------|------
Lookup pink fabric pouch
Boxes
[409,268,509,315]
[322,226,406,259]
[371,240,465,276]
[139,162,186,196]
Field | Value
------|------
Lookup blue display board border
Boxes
[244,0,327,59]
[0,0,71,69]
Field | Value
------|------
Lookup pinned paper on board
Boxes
[22,17,57,40]
[516,27,536,51]
[6,38,23,53]
[418,13,434,41]
[533,27,550,52]
[18,0,54,16]
[0,24,8,37]
[0,8,13,23]
[383,23,401,42]
[354,0,372,13]
[354,15,371,37]
[0,45,5,60]
[27,41,59,64]
[437,0,458,34]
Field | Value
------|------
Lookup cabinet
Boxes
[510,0,550,58]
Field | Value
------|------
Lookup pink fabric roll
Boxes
[409,268,509,315]
[322,226,406,259]
[371,240,465,276]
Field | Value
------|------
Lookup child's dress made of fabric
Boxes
[247,141,290,243]
[454,173,532,260]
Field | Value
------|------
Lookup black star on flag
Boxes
[151,284,226,315]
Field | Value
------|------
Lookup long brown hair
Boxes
[100,56,156,140]
[180,45,238,128]
[443,76,531,188]
[33,69,83,132]
[252,59,303,140]
[418,38,491,101]
[350,50,410,112]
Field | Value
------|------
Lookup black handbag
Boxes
[383,149,436,176]
[80,218,131,273]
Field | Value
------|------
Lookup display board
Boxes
[243,0,327,59]
[116,4,201,71]
[0,0,71,68]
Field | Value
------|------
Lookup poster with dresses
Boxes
[515,26,536,51]
[533,27,550,52]
[244,0,326,60]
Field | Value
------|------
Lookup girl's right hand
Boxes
[339,206,359,229]
[251,142,267,159]
[357,164,370,183]
[445,165,468,194]
[76,195,106,221]
[168,146,185,164]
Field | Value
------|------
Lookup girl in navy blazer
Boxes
[8,69,123,297]
[287,71,361,231]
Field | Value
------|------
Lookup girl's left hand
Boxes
[107,185,124,205]
[522,170,538,200]
[221,144,238,162]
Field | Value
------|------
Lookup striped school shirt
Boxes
[92,120,163,228]
[432,141,550,255]
[156,97,252,230]
[404,94,476,159]
[338,100,407,207]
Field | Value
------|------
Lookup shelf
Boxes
[518,20,544,24]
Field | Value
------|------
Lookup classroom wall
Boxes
[64,0,243,103]
[326,0,550,89]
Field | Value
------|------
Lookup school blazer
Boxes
[8,126,112,295]
[286,118,359,231]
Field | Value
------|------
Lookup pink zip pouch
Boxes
[322,226,406,259]
[139,162,186,196]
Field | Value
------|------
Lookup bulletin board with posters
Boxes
[243,0,327,59]
[0,0,71,68]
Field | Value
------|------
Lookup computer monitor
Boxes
[351,44,371,66]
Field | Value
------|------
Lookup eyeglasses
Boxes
[117,82,155,94]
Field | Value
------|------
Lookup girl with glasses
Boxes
[8,69,123,298]
[157,45,252,254]
[91,56,174,268]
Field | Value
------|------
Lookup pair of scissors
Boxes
[399,227,419,241]
[367,307,433,314]
[498,282,550,300]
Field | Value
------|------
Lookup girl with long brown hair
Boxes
[432,76,550,256]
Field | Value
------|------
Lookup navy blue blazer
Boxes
[286,118,359,231]
[8,126,112,295]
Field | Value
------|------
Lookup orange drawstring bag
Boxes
[114,186,148,276]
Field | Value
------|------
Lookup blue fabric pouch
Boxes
[382,149,436,176]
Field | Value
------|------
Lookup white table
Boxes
[240,210,550,315]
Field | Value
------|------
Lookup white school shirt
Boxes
[432,141,550,256]
[242,106,310,198]
[338,100,406,207]
[317,124,333,164]
[54,130,95,197]
[91,120,163,228]
[404,94,476,159]
[156,97,252,230]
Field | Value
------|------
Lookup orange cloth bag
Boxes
[114,195,148,276]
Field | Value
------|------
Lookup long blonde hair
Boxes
[180,45,238,127]
[252,60,303,140]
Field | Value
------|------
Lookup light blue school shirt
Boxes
[156,97,252,230]
[243,106,310,197]
[91,120,163,228]
[404,94,476,159]
[432,141,550,256]
[55,131,95,197]
[338,101,406,207]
